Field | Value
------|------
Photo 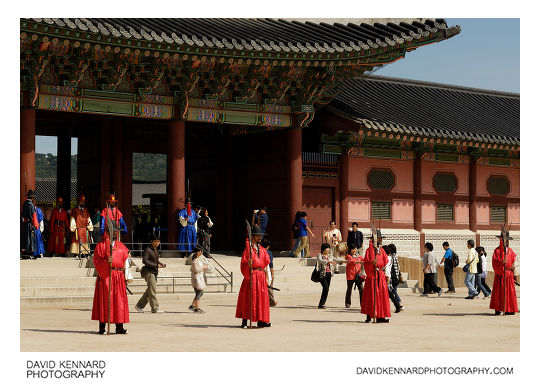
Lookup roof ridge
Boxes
[354,75,520,98]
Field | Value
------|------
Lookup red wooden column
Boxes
[20,103,36,207]
[414,151,423,256]
[287,127,302,248]
[167,120,185,245]
[469,156,477,232]
[99,120,112,208]
[57,130,71,201]
[112,118,123,197]
[339,147,349,235]
[122,145,133,242]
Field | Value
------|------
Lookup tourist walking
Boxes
[347,222,363,255]
[344,244,363,308]
[316,243,339,309]
[189,246,209,314]
[386,244,403,312]
[464,240,479,299]
[489,229,518,315]
[361,229,391,323]
[476,246,492,296]
[421,242,443,297]
[292,211,315,258]
[235,225,271,328]
[91,220,130,335]
[135,234,166,314]
[439,242,456,293]
[21,189,39,259]
[288,211,304,258]
[474,246,491,298]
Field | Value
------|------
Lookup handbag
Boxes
[310,266,320,283]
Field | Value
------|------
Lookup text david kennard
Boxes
[27,360,106,379]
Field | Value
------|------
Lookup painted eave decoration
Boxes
[20,18,460,127]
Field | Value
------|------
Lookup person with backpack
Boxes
[440,241,456,293]
[475,246,491,298]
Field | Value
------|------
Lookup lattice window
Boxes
[490,206,507,223]
[436,204,454,222]
[372,201,391,220]
[368,169,395,190]
[487,176,510,195]
[433,173,457,193]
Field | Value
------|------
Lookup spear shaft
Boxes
[245,220,253,330]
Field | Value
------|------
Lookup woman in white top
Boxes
[189,246,209,313]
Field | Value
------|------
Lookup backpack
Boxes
[451,251,459,267]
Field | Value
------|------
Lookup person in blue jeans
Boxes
[464,239,479,299]
[288,211,304,258]
[292,211,314,258]
[439,242,456,293]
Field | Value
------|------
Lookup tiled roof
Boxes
[328,76,520,145]
[35,178,77,204]
[28,18,458,53]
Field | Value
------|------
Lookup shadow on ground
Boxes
[23,328,97,335]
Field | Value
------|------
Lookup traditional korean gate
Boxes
[302,186,334,257]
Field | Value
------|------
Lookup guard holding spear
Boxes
[490,225,519,316]
[91,194,130,335]
[235,223,271,329]
[361,224,391,323]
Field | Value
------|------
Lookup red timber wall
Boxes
[331,152,519,260]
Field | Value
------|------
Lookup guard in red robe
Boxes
[235,225,271,328]
[99,195,128,236]
[361,229,391,323]
[91,223,130,334]
[489,231,518,315]
[69,194,94,256]
[48,197,69,256]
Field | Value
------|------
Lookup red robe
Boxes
[71,206,92,244]
[489,239,518,313]
[91,235,130,324]
[48,208,69,253]
[235,239,270,323]
[361,241,391,318]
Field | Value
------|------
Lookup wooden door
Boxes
[302,186,334,256]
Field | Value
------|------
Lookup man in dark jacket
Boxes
[347,222,363,255]
[135,234,166,313]
[21,189,39,259]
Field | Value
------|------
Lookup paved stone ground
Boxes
[20,287,519,352]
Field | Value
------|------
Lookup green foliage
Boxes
[132,153,166,181]
[35,152,166,181]
[35,153,77,178]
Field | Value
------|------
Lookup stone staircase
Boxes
[20,254,420,304]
